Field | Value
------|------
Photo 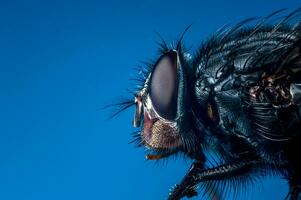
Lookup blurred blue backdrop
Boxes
[0,0,300,199]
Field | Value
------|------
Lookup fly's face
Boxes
[134,94,181,150]
[132,50,189,159]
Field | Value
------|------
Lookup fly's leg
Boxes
[167,159,261,200]
[167,161,202,200]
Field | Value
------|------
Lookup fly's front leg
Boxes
[167,159,261,200]
[167,161,203,200]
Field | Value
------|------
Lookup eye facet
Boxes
[150,51,178,120]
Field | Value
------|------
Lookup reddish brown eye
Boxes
[150,51,178,120]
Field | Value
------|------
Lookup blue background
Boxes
[0,0,300,199]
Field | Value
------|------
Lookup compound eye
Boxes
[150,51,178,120]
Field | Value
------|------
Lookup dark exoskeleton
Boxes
[120,8,301,200]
